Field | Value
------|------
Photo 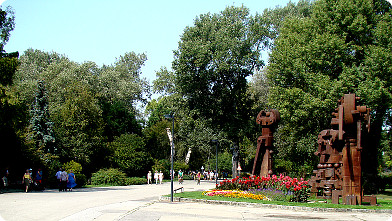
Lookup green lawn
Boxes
[172,190,392,210]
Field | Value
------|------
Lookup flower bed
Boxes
[213,174,310,202]
[203,189,270,201]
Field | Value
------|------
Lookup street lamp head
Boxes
[164,114,174,119]
[212,139,218,143]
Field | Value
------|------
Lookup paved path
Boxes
[0,180,391,221]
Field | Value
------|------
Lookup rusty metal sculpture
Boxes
[309,94,376,205]
[252,109,280,177]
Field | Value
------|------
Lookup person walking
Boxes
[154,171,158,184]
[22,169,32,193]
[158,171,163,184]
[35,168,42,184]
[55,168,62,191]
[66,170,77,191]
[147,171,152,185]
[197,171,201,185]
[60,169,68,191]
[178,169,183,184]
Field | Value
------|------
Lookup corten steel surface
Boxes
[252,109,280,177]
[309,94,374,205]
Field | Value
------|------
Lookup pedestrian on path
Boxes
[197,171,201,185]
[178,169,183,184]
[60,169,68,191]
[147,171,152,185]
[22,169,32,193]
[154,171,158,184]
[67,170,77,191]
[158,171,163,184]
[55,168,62,191]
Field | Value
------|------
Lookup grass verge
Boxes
[171,190,392,210]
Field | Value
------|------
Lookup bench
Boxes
[174,187,184,193]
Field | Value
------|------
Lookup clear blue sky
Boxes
[1,0,297,84]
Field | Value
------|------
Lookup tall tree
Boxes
[111,133,152,177]
[30,80,56,154]
[52,81,105,170]
[173,6,268,171]
[100,100,142,142]
[267,0,392,177]
[0,6,15,53]
[0,6,27,176]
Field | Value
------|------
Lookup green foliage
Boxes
[45,159,62,188]
[0,55,18,86]
[63,160,83,174]
[266,0,392,177]
[173,5,266,143]
[13,49,150,174]
[143,118,172,160]
[125,177,147,185]
[378,172,392,192]
[173,161,189,172]
[217,151,233,173]
[152,159,170,178]
[248,69,270,112]
[239,137,257,172]
[91,168,127,186]
[53,81,105,167]
[0,6,15,52]
[101,100,142,142]
[30,80,56,154]
[261,0,313,47]
[111,134,152,177]
[153,67,176,96]
[75,173,87,187]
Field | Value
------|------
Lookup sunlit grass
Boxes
[171,191,392,210]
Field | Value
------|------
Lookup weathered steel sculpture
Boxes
[252,109,280,177]
[309,94,376,205]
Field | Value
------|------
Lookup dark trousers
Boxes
[59,181,67,191]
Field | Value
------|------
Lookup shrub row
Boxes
[91,168,146,186]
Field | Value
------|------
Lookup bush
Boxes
[378,172,392,192]
[152,159,170,179]
[63,160,83,174]
[75,173,87,187]
[111,134,152,177]
[46,159,62,189]
[174,162,189,172]
[91,168,127,186]
[183,175,193,180]
[125,177,147,185]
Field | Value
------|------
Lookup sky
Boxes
[1,0,391,87]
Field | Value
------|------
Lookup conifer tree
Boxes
[30,80,56,153]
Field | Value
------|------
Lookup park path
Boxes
[0,180,391,221]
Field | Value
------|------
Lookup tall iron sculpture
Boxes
[309,94,376,205]
[252,109,280,177]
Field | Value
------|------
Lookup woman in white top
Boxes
[158,171,163,184]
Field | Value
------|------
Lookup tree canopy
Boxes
[173,5,268,144]
[3,0,392,189]
[267,0,392,175]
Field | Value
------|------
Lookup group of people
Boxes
[22,168,43,192]
[146,169,223,186]
[154,170,164,184]
[147,170,164,184]
[189,170,218,181]
[55,168,77,192]
[146,169,187,185]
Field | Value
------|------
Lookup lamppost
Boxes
[212,139,218,186]
[164,114,174,202]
